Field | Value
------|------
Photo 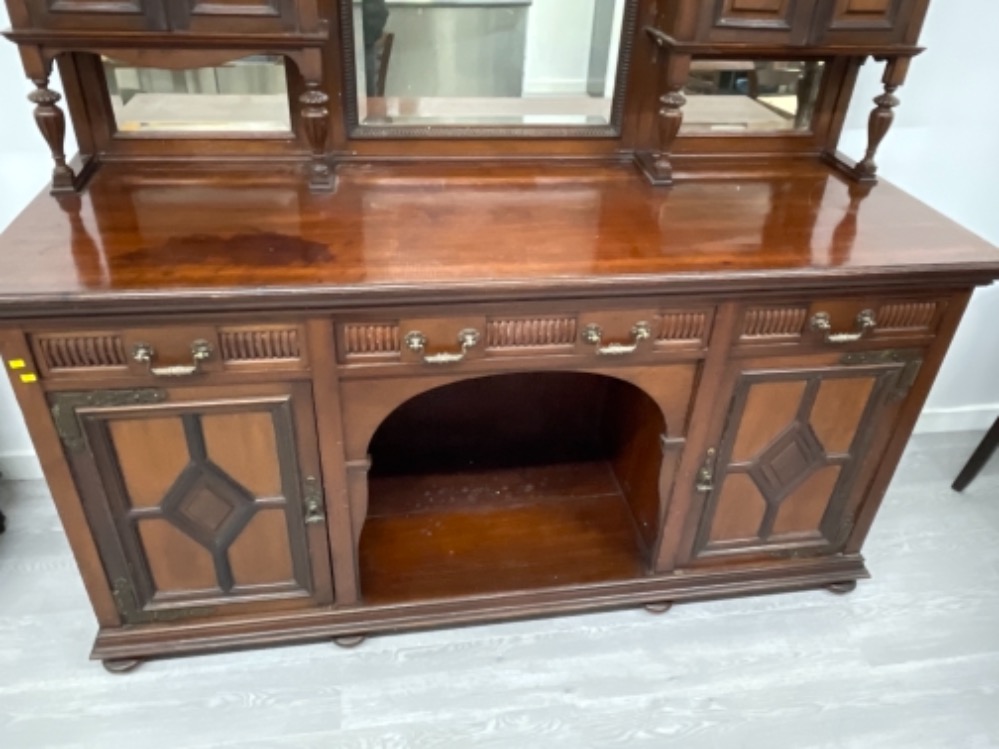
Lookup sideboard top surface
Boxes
[2,162,997,318]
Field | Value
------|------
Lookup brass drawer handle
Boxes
[404,328,481,364]
[132,339,213,377]
[810,309,877,344]
[582,321,652,356]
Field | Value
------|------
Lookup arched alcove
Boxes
[358,371,668,603]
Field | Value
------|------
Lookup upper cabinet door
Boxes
[167,0,306,33]
[683,350,922,565]
[814,0,925,46]
[25,0,168,31]
[55,382,333,626]
[696,0,814,45]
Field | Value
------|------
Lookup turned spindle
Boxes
[300,82,334,192]
[855,58,909,182]
[28,77,76,193]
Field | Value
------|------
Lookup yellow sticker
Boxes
[19,373,38,384]
[8,359,26,370]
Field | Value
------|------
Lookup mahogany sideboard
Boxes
[2,0,998,671]
[1,162,997,670]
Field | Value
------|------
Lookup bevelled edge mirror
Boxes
[341,0,638,138]
[679,59,826,136]
[102,55,294,138]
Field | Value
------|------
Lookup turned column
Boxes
[28,75,76,193]
[854,57,910,182]
[650,52,692,185]
[300,81,334,191]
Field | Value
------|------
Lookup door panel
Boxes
[697,0,812,45]
[814,0,922,45]
[27,0,168,30]
[688,352,919,562]
[167,0,300,33]
[55,383,332,624]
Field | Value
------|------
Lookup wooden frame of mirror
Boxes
[2,0,925,191]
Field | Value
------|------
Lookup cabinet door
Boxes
[686,351,921,563]
[167,0,300,33]
[53,382,333,625]
[696,0,813,45]
[26,0,168,30]
[813,0,924,46]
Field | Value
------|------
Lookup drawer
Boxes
[737,296,948,349]
[29,323,307,380]
[336,308,715,366]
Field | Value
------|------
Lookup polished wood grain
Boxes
[361,462,647,604]
[0,162,996,318]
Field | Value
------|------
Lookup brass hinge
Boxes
[839,350,924,402]
[50,389,167,453]
[112,578,214,626]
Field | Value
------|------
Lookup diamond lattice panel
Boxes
[161,464,256,550]
[748,421,827,505]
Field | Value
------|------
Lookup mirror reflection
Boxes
[680,61,825,134]
[352,0,627,128]
[104,55,292,135]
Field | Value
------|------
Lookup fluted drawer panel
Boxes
[34,333,128,372]
[741,308,809,340]
[219,326,303,363]
[486,317,578,350]
[658,311,710,345]
[877,301,939,331]
[342,323,401,359]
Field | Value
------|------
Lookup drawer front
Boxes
[695,0,813,45]
[30,323,307,380]
[737,296,947,349]
[337,308,715,366]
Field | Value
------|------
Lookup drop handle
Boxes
[404,328,481,364]
[132,339,213,377]
[810,309,877,344]
[582,321,652,356]
[695,448,717,494]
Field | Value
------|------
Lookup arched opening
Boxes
[359,371,668,603]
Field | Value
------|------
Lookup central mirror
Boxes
[350,0,629,131]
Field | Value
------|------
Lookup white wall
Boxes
[839,0,999,432]
[0,2,997,480]
[0,3,57,479]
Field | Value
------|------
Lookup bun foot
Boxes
[102,658,142,674]
[644,601,673,614]
[333,634,366,648]
[827,580,858,595]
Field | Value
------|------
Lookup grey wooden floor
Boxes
[1,432,998,748]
